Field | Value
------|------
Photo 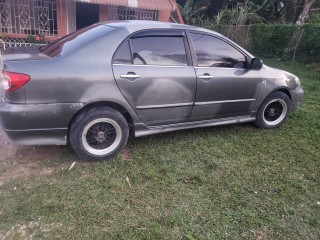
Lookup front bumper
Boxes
[0,102,83,145]
[290,86,304,113]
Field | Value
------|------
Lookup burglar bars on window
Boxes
[0,0,57,37]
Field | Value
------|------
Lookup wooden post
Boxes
[56,0,76,37]
[56,0,67,37]
[158,10,171,22]
[170,0,184,24]
[99,5,108,22]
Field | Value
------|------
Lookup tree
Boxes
[177,0,208,24]
[247,0,318,24]
[213,2,265,25]
[295,0,316,24]
[177,0,318,24]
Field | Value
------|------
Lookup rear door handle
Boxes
[120,72,141,80]
[198,74,214,80]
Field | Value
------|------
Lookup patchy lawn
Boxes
[0,60,319,239]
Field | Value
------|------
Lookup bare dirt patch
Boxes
[0,126,69,186]
[121,145,132,161]
[0,220,63,239]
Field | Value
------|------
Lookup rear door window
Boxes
[114,42,132,64]
[130,37,188,66]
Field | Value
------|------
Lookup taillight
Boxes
[1,71,30,93]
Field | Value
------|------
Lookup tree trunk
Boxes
[295,0,316,25]
[244,0,248,9]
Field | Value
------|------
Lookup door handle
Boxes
[198,74,214,80]
[120,72,141,80]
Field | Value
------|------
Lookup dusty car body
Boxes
[0,21,303,160]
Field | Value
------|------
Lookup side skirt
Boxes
[134,116,256,137]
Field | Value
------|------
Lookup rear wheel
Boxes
[69,107,129,161]
[255,91,291,129]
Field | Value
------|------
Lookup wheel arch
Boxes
[276,88,291,100]
[259,88,292,108]
[254,87,292,117]
[67,101,134,140]
[255,89,292,129]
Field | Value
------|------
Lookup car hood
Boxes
[2,46,50,62]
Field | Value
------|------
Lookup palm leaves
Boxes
[214,2,265,26]
[177,0,207,24]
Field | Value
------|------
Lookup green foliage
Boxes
[177,0,207,25]
[250,24,298,59]
[212,3,264,25]
[179,0,317,24]
[297,24,320,62]
[205,23,320,63]
[308,14,320,23]
[251,24,320,62]
[26,35,46,44]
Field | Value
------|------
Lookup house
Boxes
[0,0,183,49]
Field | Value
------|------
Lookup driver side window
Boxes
[190,33,247,68]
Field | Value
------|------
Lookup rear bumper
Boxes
[4,128,67,145]
[0,102,83,145]
[290,86,304,113]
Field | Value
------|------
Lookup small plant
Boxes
[26,34,46,44]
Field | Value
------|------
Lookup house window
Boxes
[107,6,158,21]
[0,0,57,36]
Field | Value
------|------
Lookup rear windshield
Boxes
[40,24,115,57]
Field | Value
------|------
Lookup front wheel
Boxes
[69,107,129,161]
[255,91,291,129]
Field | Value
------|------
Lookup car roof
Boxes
[100,20,253,58]
[102,20,223,36]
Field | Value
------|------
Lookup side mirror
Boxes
[250,58,263,70]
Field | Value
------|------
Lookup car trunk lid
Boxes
[2,46,50,62]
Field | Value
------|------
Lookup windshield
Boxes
[40,24,115,57]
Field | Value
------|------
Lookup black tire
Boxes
[255,91,291,129]
[69,107,129,161]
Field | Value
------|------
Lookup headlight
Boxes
[295,76,301,86]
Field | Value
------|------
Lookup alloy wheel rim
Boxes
[262,99,287,126]
[82,118,122,156]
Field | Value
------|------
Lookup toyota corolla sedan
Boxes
[0,21,304,161]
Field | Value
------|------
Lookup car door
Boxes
[188,32,262,121]
[112,30,197,126]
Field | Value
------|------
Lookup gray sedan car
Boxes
[0,21,303,161]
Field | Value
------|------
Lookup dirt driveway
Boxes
[0,125,70,186]
[0,89,131,186]
[0,87,68,185]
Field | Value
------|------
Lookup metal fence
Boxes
[107,6,158,21]
[0,0,57,37]
[0,37,45,52]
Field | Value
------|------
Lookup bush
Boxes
[205,23,320,63]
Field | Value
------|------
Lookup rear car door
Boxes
[112,30,197,126]
[188,32,261,121]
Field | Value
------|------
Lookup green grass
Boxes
[0,60,319,239]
